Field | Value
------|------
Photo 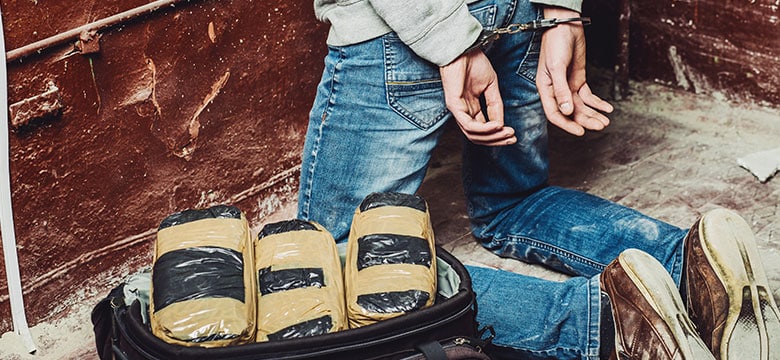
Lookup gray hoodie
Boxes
[314,0,582,66]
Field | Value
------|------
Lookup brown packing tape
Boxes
[349,206,433,240]
[150,213,257,347]
[153,297,252,348]
[255,221,347,342]
[354,265,434,294]
[156,218,247,254]
[346,204,437,328]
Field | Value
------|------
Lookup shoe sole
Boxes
[698,208,780,360]
[619,249,716,359]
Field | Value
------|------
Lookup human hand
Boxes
[536,7,613,136]
[440,50,516,146]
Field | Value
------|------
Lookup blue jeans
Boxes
[298,0,688,358]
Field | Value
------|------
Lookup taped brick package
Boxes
[345,192,437,328]
[254,219,347,341]
[150,205,256,347]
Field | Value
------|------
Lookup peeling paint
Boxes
[668,46,692,91]
[208,21,217,43]
[146,58,163,120]
[173,71,230,159]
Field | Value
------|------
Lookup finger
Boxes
[483,79,505,126]
[452,109,516,143]
[579,83,614,114]
[538,74,585,136]
[472,136,517,146]
[548,61,574,115]
[453,109,503,135]
[536,71,558,120]
[570,94,609,131]
[467,96,485,121]
[461,126,517,146]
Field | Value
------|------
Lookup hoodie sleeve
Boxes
[367,0,482,66]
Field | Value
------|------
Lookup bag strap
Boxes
[416,340,449,360]
[109,296,131,360]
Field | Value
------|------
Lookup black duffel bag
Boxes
[92,246,493,360]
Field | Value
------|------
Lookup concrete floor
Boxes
[422,81,780,294]
[1,80,778,359]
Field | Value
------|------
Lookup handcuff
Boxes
[462,17,591,54]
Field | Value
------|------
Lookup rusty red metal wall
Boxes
[0,0,326,332]
[585,0,780,106]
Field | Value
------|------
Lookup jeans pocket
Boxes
[382,5,499,130]
[515,9,543,83]
[469,3,498,29]
[383,35,449,130]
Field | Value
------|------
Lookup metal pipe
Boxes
[6,0,195,63]
[0,6,37,355]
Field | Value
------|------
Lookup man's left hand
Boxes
[536,7,613,136]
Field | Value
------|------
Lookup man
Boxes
[300,0,780,358]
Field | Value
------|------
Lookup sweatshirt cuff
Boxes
[405,4,483,66]
[530,0,583,13]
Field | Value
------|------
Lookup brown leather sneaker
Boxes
[682,208,780,360]
[601,249,715,359]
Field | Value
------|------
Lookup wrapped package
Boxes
[345,192,437,328]
[150,205,256,347]
[255,219,347,341]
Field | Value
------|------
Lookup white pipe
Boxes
[6,0,194,63]
[0,7,37,355]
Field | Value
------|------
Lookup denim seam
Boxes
[500,0,518,28]
[515,7,542,83]
[669,230,685,286]
[504,234,608,272]
[470,4,498,30]
[586,277,601,359]
[301,48,344,219]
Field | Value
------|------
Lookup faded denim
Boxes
[297,0,688,358]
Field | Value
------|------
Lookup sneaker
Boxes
[682,208,780,359]
[601,249,715,359]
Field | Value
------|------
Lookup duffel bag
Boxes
[92,246,492,360]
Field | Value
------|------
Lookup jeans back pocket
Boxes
[382,5,498,130]
[383,34,449,130]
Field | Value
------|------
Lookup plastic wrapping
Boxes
[255,219,347,342]
[345,192,437,328]
[150,205,256,347]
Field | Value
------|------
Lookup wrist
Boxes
[543,6,580,19]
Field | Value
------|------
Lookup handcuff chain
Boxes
[462,17,591,55]
[495,17,592,34]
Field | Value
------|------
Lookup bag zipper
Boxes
[270,298,476,360]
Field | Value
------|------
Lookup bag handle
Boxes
[416,340,449,360]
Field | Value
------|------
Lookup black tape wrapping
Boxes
[259,219,319,238]
[158,205,242,230]
[358,192,427,213]
[266,315,334,341]
[357,233,432,271]
[152,246,245,312]
[188,331,239,343]
[258,267,326,295]
[357,290,431,314]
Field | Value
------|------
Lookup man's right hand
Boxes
[439,50,516,146]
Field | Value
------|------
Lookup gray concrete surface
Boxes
[421,81,780,297]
